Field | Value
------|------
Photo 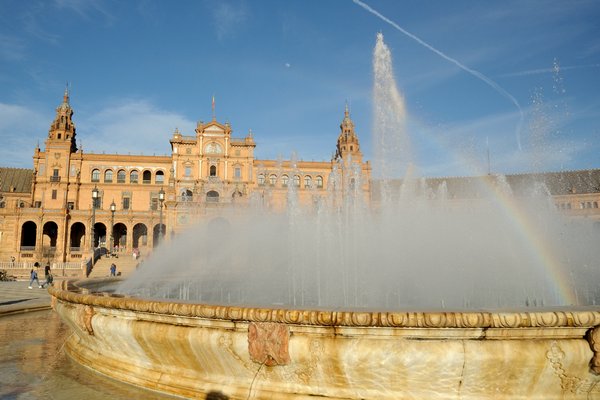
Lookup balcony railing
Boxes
[50,176,61,182]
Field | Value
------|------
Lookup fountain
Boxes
[50,33,600,399]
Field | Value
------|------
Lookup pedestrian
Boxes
[44,262,51,281]
[10,256,15,266]
[41,271,53,288]
[110,263,117,277]
[29,263,41,289]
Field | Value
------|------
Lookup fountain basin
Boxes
[50,279,600,399]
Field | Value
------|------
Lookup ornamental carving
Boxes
[48,285,600,330]
[78,305,95,336]
[248,322,290,366]
[588,327,600,374]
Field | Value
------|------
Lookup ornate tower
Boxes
[334,104,362,164]
[47,87,77,153]
[32,87,80,211]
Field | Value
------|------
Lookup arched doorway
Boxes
[113,223,127,253]
[42,221,59,248]
[133,223,148,248]
[153,224,166,248]
[42,221,59,260]
[93,223,107,249]
[206,190,219,203]
[69,222,86,250]
[20,221,37,250]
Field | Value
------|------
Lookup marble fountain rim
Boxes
[48,278,600,330]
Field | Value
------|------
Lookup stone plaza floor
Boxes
[0,280,52,316]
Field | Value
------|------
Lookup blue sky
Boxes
[1,0,599,177]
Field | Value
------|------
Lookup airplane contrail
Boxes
[353,0,525,151]
[500,63,600,78]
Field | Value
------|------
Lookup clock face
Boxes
[205,142,223,154]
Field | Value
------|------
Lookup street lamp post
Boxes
[110,200,116,257]
[158,187,165,245]
[90,186,99,274]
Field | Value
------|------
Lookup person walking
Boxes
[41,271,54,288]
[44,262,51,281]
[28,263,41,289]
[110,263,117,277]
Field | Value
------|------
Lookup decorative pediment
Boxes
[196,120,231,137]
[205,125,224,133]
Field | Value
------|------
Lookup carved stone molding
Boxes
[49,284,600,330]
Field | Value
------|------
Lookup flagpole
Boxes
[212,95,215,121]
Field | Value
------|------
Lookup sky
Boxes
[0,0,599,177]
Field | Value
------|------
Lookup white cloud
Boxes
[0,34,26,61]
[0,103,50,168]
[53,0,115,23]
[79,99,196,156]
[211,1,249,41]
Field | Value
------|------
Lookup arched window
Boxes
[316,176,323,188]
[209,165,217,177]
[156,170,165,184]
[130,170,139,184]
[206,190,219,203]
[281,175,289,187]
[104,169,113,183]
[117,169,126,183]
[304,175,312,188]
[269,174,277,186]
[142,170,152,184]
[293,175,300,187]
[181,189,193,202]
[91,169,100,182]
[258,174,265,185]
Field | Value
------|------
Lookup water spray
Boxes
[353,0,525,150]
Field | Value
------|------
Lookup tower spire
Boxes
[63,82,70,104]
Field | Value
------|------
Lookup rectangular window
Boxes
[150,198,158,210]
[234,167,241,179]
[67,202,74,210]
[53,169,59,177]
[122,197,130,210]
[185,166,192,177]
[34,201,42,208]
[51,190,57,200]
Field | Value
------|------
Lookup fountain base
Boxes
[51,280,600,399]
